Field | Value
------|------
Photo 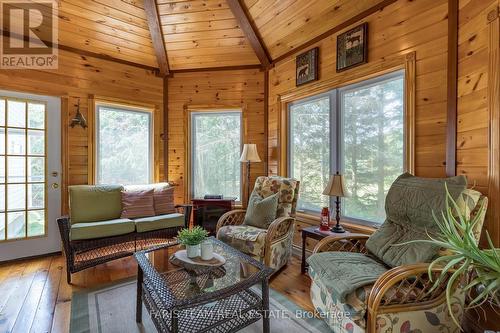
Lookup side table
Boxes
[301,225,365,274]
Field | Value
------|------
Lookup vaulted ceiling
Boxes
[11,0,388,72]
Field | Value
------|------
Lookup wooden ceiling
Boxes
[2,0,388,72]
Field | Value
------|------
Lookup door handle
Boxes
[51,183,59,189]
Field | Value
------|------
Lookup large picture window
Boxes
[95,104,153,185]
[288,71,405,224]
[191,111,242,200]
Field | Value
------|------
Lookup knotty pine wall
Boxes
[267,0,499,247]
[0,50,164,214]
[167,69,266,204]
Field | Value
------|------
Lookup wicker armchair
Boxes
[216,176,299,272]
[307,174,488,333]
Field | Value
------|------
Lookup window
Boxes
[95,104,153,185]
[191,111,242,200]
[0,97,46,240]
[288,71,405,224]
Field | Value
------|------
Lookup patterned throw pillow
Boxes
[154,185,176,215]
[121,189,155,219]
[244,191,279,229]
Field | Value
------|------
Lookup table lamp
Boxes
[240,144,261,205]
[322,172,348,233]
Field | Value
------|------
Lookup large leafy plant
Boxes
[413,186,499,327]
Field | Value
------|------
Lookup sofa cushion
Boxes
[306,251,388,302]
[244,192,278,229]
[217,225,267,258]
[70,218,134,240]
[134,213,185,233]
[121,189,155,219]
[366,173,468,268]
[124,183,176,215]
[69,185,123,224]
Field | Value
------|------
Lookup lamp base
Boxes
[330,224,345,233]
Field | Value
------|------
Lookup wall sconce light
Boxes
[70,99,87,129]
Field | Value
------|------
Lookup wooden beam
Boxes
[264,68,269,174]
[144,0,170,76]
[170,64,262,75]
[226,0,270,67]
[446,0,458,177]
[163,76,169,182]
[271,0,398,65]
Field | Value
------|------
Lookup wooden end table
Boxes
[301,225,365,274]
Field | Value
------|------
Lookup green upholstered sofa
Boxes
[307,173,488,333]
[57,184,191,284]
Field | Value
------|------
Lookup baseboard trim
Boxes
[0,251,62,265]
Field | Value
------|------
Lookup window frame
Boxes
[189,109,243,201]
[94,102,154,185]
[287,70,407,225]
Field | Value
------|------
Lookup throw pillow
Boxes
[244,192,279,229]
[121,189,155,219]
[154,185,176,215]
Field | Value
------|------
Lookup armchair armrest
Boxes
[216,209,246,233]
[266,216,295,245]
[313,234,370,254]
[367,263,456,328]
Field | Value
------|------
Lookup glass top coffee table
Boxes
[134,237,274,333]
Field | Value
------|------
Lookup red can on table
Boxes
[320,207,330,231]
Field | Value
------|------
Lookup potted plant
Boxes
[408,186,499,328]
[177,226,208,258]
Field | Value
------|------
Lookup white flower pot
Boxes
[201,241,214,260]
[186,244,200,258]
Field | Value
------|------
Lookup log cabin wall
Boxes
[167,69,266,204]
[0,50,164,214]
[266,0,500,247]
[457,0,500,245]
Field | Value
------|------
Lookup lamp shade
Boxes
[240,144,261,162]
[322,173,348,197]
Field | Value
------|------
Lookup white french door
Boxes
[0,90,61,261]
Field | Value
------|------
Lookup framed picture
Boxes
[336,23,368,72]
[296,47,318,86]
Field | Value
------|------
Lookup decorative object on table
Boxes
[171,249,225,268]
[296,47,319,86]
[201,239,214,260]
[70,99,87,129]
[177,226,208,258]
[239,143,261,205]
[300,225,364,274]
[322,172,348,233]
[401,185,497,329]
[192,197,235,234]
[319,207,330,231]
[336,23,367,72]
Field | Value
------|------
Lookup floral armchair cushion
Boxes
[253,176,299,218]
[217,225,267,258]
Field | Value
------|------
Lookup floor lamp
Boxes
[240,144,261,206]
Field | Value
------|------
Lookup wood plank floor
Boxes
[0,253,313,333]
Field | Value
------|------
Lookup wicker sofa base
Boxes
[57,214,188,284]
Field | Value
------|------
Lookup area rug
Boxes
[70,279,331,333]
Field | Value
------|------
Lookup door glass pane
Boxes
[341,73,405,223]
[192,112,241,200]
[7,128,25,154]
[289,96,330,212]
[96,106,152,185]
[7,156,25,183]
[0,156,4,183]
[0,214,4,240]
[28,103,45,129]
[27,210,44,237]
[28,130,44,155]
[7,100,26,127]
[7,211,25,239]
[0,128,5,154]
[28,183,44,209]
[0,99,5,126]
[8,183,25,210]
[0,185,4,211]
[28,157,44,182]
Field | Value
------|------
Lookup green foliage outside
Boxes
[192,112,241,200]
